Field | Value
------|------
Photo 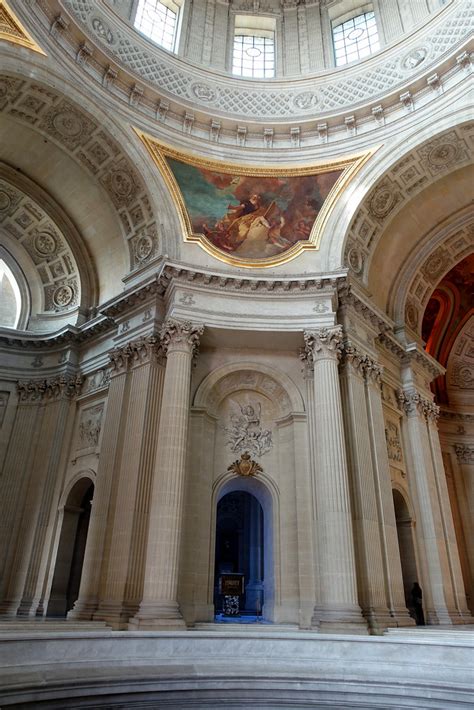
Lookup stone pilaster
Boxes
[68,349,131,620]
[93,335,165,628]
[453,444,474,613]
[340,345,409,632]
[364,369,413,627]
[398,391,470,624]
[130,319,204,630]
[0,376,82,617]
[304,327,367,633]
[427,422,471,621]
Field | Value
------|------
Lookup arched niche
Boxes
[46,474,95,617]
[392,486,420,619]
[180,362,307,626]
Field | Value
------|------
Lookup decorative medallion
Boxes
[369,185,398,219]
[347,246,364,274]
[401,47,428,71]
[405,301,419,331]
[292,91,320,111]
[136,131,375,268]
[227,451,263,478]
[0,189,10,211]
[190,83,217,102]
[34,232,57,256]
[53,284,74,308]
[52,110,83,138]
[135,233,154,261]
[91,16,114,44]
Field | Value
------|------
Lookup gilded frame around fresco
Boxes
[136,129,377,268]
[0,0,47,55]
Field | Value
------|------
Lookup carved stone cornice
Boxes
[161,263,345,295]
[344,342,383,383]
[377,333,445,381]
[108,333,162,373]
[337,283,391,334]
[439,410,474,423]
[303,326,343,363]
[397,389,440,422]
[454,444,474,465]
[160,319,204,357]
[17,374,84,402]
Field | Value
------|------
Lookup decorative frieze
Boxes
[385,421,403,463]
[397,390,439,422]
[17,374,83,402]
[78,403,104,449]
[454,444,474,464]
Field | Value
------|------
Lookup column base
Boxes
[67,598,99,621]
[0,599,20,617]
[312,604,369,634]
[128,600,187,631]
[93,601,139,630]
[363,606,414,634]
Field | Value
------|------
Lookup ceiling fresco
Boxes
[138,131,374,267]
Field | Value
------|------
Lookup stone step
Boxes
[0,619,112,633]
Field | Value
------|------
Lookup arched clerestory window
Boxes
[332,7,380,66]
[134,0,183,52]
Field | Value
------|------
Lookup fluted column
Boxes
[340,345,408,632]
[0,386,43,614]
[130,319,204,630]
[93,336,165,628]
[304,327,367,633]
[398,391,470,624]
[68,350,130,620]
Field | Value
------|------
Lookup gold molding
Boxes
[0,0,47,55]
[136,129,378,268]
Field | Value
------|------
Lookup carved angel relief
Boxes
[228,452,263,478]
[224,399,272,457]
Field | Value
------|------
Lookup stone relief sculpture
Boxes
[224,400,272,457]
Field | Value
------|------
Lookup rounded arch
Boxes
[59,469,96,510]
[392,484,415,524]
[388,206,473,331]
[326,115,473,279]
[0,62,169,297]
[211,470,279,620]
[194,361,305,417]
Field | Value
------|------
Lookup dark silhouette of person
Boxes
[410,582,425,625]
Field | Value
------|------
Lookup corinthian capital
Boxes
[397,389,439,422]
[17,374,84,402]
[160,319,204,356]
[344,342,383,383]
[303,326,343,363]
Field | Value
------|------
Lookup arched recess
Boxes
[335,119,473,285]
[46,474,95,617]
[179,362,308,626]
[0,68,163,299]
[392,486,420,619]
[0,162,97,331]
[445,314,474,410]
[388,207,473,333]
[212,475,277,621]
